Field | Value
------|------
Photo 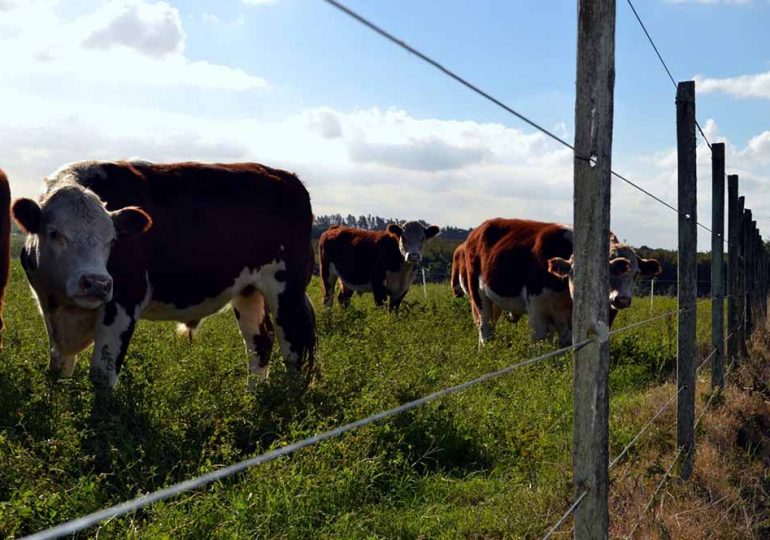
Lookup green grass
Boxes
[0,261,712,538]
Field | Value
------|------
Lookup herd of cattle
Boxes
[0,160,661,391]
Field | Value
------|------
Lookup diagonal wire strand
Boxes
[323,0,722,241]
[542,491,588,540]
[625,0,713,150]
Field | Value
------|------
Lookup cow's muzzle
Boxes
[611,294,632,309]
[73,273,113,307]
[406,252,422,264]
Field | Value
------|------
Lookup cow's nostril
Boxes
[79,275,93,291]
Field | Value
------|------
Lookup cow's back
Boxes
[466,218,571,297]
[67,161,314,308]
[319,226,394,285]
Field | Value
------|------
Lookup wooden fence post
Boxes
[743,210,753,344]
[711,143,725,390]
[727,175,739,363]
[676,80,697,480]
[572,1,615,537]
[737,197,746,358]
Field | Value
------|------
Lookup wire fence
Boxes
[21,1,767,539]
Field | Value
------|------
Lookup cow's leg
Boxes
[232,289,274,388]
[389,290,408,313]
[44,313,77,378]
[260,265,316,378]
[526,293,553,342]
[372,276,388,308]
[320,259,337,308]
[337,283,354,308]
[90,302,136,388]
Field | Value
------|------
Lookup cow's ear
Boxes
[111,206,152,239]
[547,257,572,279]
[610,257,632,276]
[387,223,402,237]
[12,198,42,234]
[638,257,662,277]
[425,225,440,239]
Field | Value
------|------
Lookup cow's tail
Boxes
[300,293,318,384]
[451,262,464,297]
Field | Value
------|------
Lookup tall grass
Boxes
[0,261,713,538]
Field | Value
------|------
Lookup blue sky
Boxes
[1,0,769,249]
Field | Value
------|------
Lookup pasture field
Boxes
[0,260,738,538]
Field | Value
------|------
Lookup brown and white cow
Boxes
[319,221,439,311]
[461,218,660,346]
[0,169,10,348]
[12,160,316,389]
[546,232,662,326]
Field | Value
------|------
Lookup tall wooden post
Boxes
[727,175,739,363]
[737,197,746,358]
[572,1,615,538]
[743,210,753,345]
[676,80,697,480]
[711,143,725,390]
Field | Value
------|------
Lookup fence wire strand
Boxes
[624,0,713,150]
[608,308,683,337]
[323,0,723,241]
[22,338,593,540]
[542,490,588,540]
[609,385,683,471]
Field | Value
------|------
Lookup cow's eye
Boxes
[49,230,60,241]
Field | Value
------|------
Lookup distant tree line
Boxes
[312,214,471,241]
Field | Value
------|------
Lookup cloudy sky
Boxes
[1,0,769,249]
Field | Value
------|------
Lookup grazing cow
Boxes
[12,160,316,389]
[451,242,467,297]
[461,218,660,346]
[0,170,10,348]
[319,221,439,311]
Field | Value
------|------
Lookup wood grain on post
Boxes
[727,175,739,363]
[676,80,697,481]
[711,143,725,390]
[572,1,615,537]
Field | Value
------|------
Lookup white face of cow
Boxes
[12,185,152,310]
[387,221,440,264]
[547,245,662,310]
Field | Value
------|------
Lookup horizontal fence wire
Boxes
[542,490,588,540]
[22,338,593,540]
[322,0,723,243]
[608,308,683,337]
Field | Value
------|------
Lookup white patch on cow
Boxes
[141,262,287,323]
[92,303,132,388]
[479,279,527,317]
[232,290,271,389]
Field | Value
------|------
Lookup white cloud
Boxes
[695,71,770,99]
[0,0,267,92]
[83,1,184,57]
